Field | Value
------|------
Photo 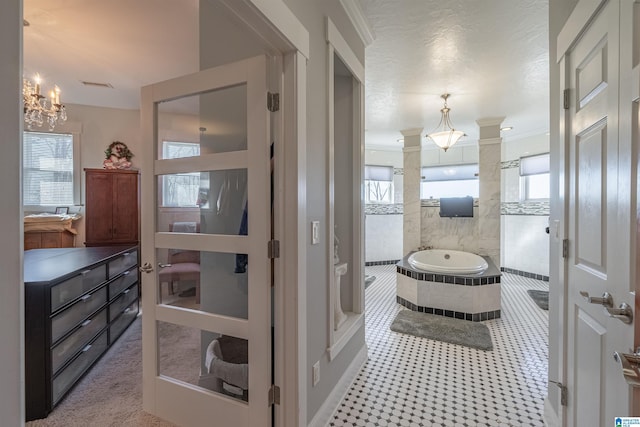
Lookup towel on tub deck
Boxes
[201,336,249,399]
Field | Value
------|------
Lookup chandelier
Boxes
[426,93,465,152]
[23,74,67,130]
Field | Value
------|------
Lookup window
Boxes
[23,131,76,206]
[420,164,479,199]
[520,153,550,200]
[365,165,393,203]
[162,141,202,207]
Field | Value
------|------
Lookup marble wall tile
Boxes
[420,281,474,313]
[479,140,501,267]
[501,168,521,203]
[472,284,501,313]
[403,148,422,255]
[396,266,418,304]
[420,207,480,253]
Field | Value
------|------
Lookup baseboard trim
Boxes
[365,260,400,266]
[308,344,368,427]
[543,397,561,427]
[501,267,549,282]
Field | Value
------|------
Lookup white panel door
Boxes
[562,0,635,425]
[140,55,271,427]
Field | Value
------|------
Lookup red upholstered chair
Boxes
[159,222,201,303]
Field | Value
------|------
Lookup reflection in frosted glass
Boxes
[157,321,248,402]
[157,169,247,236]
[157,84,247,155]
[157,248,248,320]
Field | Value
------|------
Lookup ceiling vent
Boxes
[81,81,114,89]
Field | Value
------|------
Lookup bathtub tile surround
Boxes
[401,128,423,256]
[331,265,548,426]
[396,296,501,322]
[396,254,501,321]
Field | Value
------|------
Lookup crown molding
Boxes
[339,0,375,47]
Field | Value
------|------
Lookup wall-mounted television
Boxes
[439,196,474,218]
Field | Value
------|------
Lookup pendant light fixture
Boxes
[426,93,465,152]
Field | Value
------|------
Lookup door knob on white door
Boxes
[579,291,613,307]
[606,303,633,324]
[139,262,154,274]
[613,351,640,386]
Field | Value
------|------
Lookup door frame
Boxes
[136,1,309,425]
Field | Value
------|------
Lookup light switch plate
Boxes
[312,361,320,386]
[311,221,320,245]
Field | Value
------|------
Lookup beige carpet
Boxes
[26,314,203,427]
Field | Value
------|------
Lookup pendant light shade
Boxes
[426,94,464,152]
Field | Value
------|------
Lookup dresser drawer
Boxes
[51,265,107,312]
[51,286,107,344]
[108,250,138,279]
[51,308,107,375]
[52,330,108,405]
[109,284,138,320]
[110,299,138,343]
[108,267,138,300]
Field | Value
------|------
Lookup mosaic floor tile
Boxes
[330,266,549,427]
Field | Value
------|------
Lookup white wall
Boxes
[364,148,403,262]
[500,133,550,276]
[365,214,402,262]
[278,1,366,421]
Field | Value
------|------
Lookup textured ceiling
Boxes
[23,0,199,111]
[23,0,549,147]
[359,0,549,148]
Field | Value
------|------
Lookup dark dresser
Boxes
[24,246,140,421]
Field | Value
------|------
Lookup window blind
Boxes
[162,141,202,207]
[520,153,550,176]
[364,165,393,182]
[23,132,74,206]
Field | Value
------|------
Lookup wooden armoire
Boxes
[84,168,140,247]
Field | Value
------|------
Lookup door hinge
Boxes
[549,381,568,406]
[268,240,280,259]
[269,384,281,405]
[563,88,570,110]
[267,92,280,112]
[562,239,569,258]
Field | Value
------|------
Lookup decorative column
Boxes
[401,128,423,256]
[476,118,505,267]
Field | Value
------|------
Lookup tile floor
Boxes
[331,265,549,427]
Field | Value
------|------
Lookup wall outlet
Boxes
[312,361,320,386]
[311,221,320,245]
